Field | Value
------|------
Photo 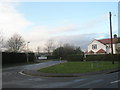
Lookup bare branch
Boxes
[0,32,4,51]
[6,33,25,52]
[44,39,55,54]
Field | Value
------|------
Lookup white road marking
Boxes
[110,80,120,84]
[28,78,43,81]
[19,71,32,76]
[35,63,43,65]
[74,79,85,83]
[76,79,104,88]
[88,88,93,90]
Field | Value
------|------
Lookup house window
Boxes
[92,44,97,49]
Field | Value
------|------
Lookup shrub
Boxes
[85,54,119,61]
[28,53,35,62]
[2,52,35,64]
[47,55,57,60]
[67,54,84,61]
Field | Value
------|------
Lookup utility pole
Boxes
[109,12,114,64]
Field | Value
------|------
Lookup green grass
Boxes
[38,61,120,73]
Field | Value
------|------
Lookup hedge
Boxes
[85,54,119,61]
[2,52,35,64]
[47,55,57,60]
[27,53,35,62]
[67,54,84,61]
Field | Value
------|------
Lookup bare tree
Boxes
[36,46,41,54]
[0,32,4,51]
[6,33,25,52]
[44,39,55,54]
[0,33,3,43]
[56,41,63,48]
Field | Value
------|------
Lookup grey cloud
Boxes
[53,33,105,51]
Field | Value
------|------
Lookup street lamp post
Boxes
[27,41,30,63]
[109,12,114,64]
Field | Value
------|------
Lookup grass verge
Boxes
[38,61,120,73]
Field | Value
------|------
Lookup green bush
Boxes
[47,55,57,60]
[85,54,119,61]
[67,54,84,61]
[28,53,35,62]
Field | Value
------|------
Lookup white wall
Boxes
[111,44,116,54]
[88,40,106,54]
[106,44,116,54]
[113,44,117,54]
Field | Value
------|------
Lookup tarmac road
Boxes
[2,61,120,88]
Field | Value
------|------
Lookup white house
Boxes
[86,34,120,54]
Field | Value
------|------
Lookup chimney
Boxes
[114,34,117,38]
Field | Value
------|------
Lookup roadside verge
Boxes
[22,68,120,77]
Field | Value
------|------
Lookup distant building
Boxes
[85,34,120,54]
